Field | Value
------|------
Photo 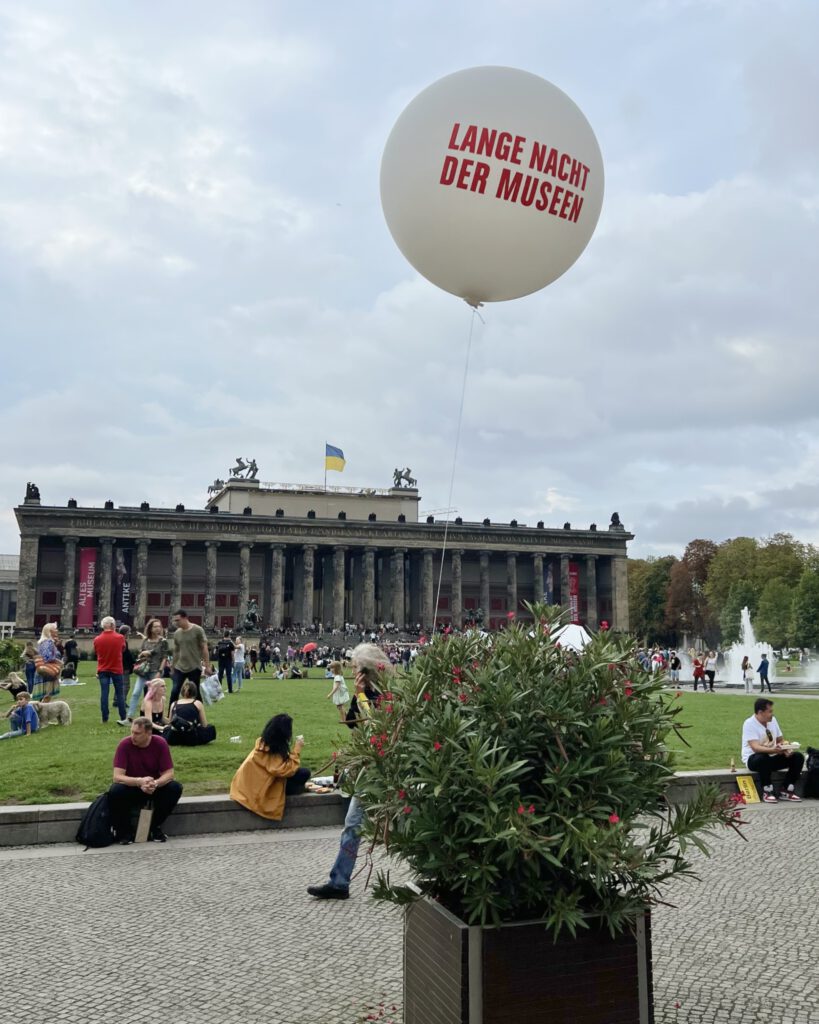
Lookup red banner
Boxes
[568,562,580,624]
[76,547,97,628]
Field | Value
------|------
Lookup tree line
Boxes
[628,532,819,649]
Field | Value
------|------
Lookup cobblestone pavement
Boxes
[2,804,817,1024]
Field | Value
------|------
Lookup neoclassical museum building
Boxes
[13,476,633,635]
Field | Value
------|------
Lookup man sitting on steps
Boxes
[741,698,804,803]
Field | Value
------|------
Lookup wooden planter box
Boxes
[404,898,653,1024]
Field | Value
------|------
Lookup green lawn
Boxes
[666,691,819,770]
[0,662,352,805]
[2,667,818,804]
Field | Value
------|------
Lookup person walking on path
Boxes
[704,651,718,692]
[215,631,235,693]
[168,610,211,705]
[757,653,773,693]
[94,616,128,725]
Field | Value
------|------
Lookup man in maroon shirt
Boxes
[93,616,128,725]
[109,717,183,843]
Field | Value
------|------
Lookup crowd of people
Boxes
[635,645,777,693]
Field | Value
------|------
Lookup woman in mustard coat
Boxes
[230,713,310,820]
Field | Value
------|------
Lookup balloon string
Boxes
[432,304,482,634]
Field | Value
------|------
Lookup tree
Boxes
[754,579,794,650]
[754,533,806,593]
[790,567,819,648]
[719,580,759,647]
[665,540,718,643]
[628,556,676,643]
[703,537,759,623]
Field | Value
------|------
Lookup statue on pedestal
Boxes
[25,482,40,501]
[393,467,417,489]
[242,598,260,632]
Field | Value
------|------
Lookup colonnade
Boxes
[20,534,630,633]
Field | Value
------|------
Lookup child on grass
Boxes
[326,661,349,722]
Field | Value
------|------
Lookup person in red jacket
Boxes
[94,616,127,724]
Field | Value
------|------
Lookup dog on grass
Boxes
[31,700,72,726]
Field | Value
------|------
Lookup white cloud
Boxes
[2,0,819,562]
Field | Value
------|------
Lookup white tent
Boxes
[552,623,592,652]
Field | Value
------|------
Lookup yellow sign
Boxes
[736,776,760,804]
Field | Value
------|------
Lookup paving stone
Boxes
[1,806,817,1023]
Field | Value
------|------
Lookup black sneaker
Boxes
[307,883,349,900]
[117,834,134,845]
[149,828,167,843]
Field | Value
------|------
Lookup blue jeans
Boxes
[127,676,148,719]
[24,662,37,691]
[232,664,244,691]
[328,796,365,891]
[99,673,126,722]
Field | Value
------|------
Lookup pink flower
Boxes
[423,692,432,702]
[397,789,406,799]
[458,692,468,703]
[433,741,442,751]
[527,804,535,814]
[598,696,608,705]
[517,804,525,815]
[471,660,480,669]
[402,805,412,815]
[452,665,462,676]
[383,691,393,701]
[608,813,620,824]
[507,611,516,619]
[369,736,378,745]
[377,662,386,671]
[624,686,634,697]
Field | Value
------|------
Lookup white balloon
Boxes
[380,66,604,305]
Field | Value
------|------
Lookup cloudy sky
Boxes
[2,0,818,558]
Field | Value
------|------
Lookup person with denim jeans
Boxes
[94,616,127,724]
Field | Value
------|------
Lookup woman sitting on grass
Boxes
[141,678,169,735]
[167,681,216,745]
[229,713,310,821]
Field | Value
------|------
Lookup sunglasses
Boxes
[765,728,773,743]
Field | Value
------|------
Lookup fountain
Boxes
[725,606,775,689]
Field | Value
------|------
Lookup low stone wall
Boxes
[0,770,810,847]
[0,791,349,847]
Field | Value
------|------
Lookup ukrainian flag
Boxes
[325,443,346,472]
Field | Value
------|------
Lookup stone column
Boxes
[16,534,40,630]
[560,554,571,613]
[506,552,518,616]
[98,538,115,621]
[60,537,79,629]
[586,555,598,628]
[532,553,544,604]
[479,551,490,624]
[391,549,407,628]
[422,549,434,631]
[332,546,347,629]
[612,555,630,632]
[302,545,316,627]
[362,547,375,628]
[170,541,185,613]
[238,543,252,625]
[450,549,463,628]
[135,540,151,629]
[204,542,219,631]
[269,545,285,630]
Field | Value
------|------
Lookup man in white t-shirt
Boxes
[741,698,804,803]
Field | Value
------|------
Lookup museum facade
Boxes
[13,478,633,635]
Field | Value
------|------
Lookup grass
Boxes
[0,661,352,805]
[2,666,818,804]
[666,691,819,770]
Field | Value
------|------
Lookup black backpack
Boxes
[76,793,115,848]
[804,747,819,799]
[166,714,199,746]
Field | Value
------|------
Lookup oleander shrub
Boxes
[339,605,744,936]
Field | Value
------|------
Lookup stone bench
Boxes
[666,768,807,804]
[0,791,349,847]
